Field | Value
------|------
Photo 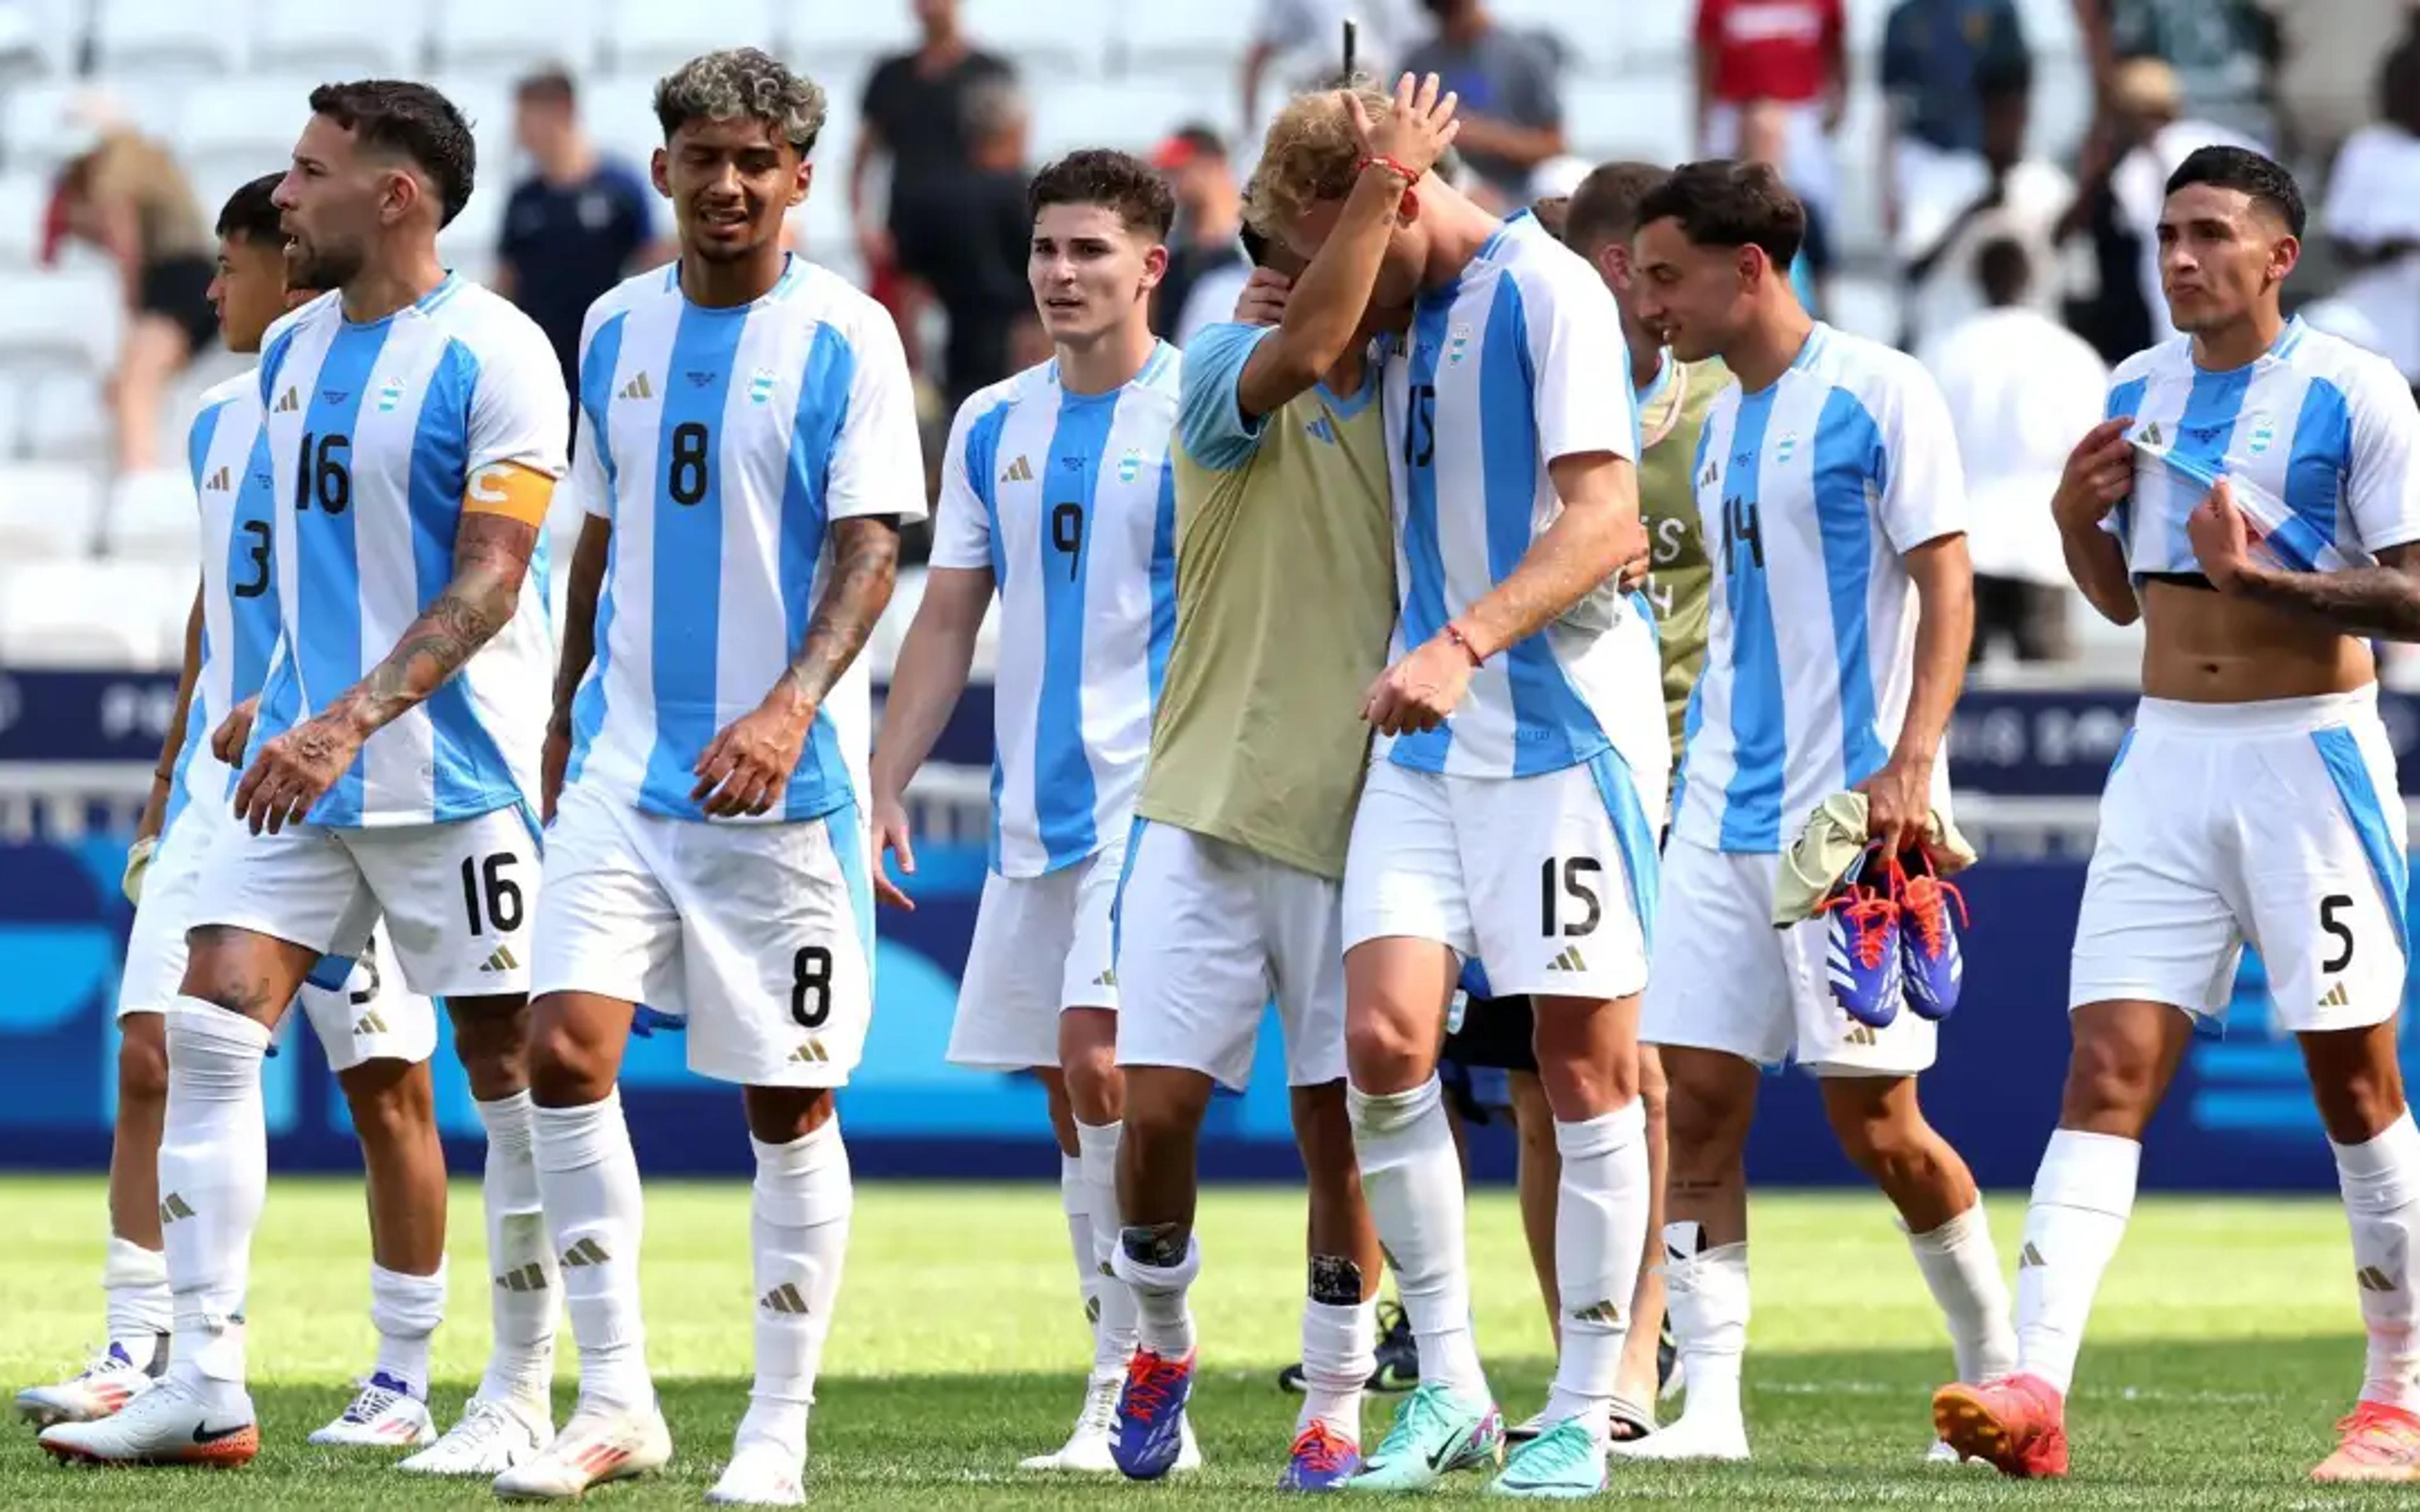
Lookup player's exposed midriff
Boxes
[2138,579,2376,703]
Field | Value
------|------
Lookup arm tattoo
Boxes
[787,517,901,706]
[2235,556,2420,642]
[329,512,538,736]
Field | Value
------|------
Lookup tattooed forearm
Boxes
[2233,559,2420,642]
[329,512,538,737]
[785,516,901,707]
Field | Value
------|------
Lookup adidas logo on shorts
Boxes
[788,1040,830,1064]
[480,946,520,974]
[352,1011,389,1036]
[1092,968,1117,988]
[2320,981,2352,1010]
[1547,946,1587,972]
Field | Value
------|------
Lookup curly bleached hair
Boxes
[1244,79,1395,238]
[654,47,828,156]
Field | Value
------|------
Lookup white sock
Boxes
[1076,1120,1140,1374]
[1662,1225,1748,1428]
[1297,1293,1376,1441]
[1111,1231,1199,1359]
[159,1002,271,1389]
[2334,1111,2420,1412]
[369,1262,444,1400]
[1348,1079,1487,1400]
[532,1091,652,1413]
[737,1122,852,1463]
[103,1234,171,1360]
[1058,1153,1098,1341]
[1540,1102,1649,1433]
[475,1091,557,1404]
[1906,1200,2018,1386]
[2014,1129,2140,1397]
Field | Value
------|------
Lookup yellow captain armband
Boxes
[463,462,556,527]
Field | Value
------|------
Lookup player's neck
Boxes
[1723,297,1816,394]
[1623,323,1664,394]
[538,135,596,188]
[2188,305,2286,372]
[681,248,788,309]
[1054,319,1156,397]
[340,244,449,325]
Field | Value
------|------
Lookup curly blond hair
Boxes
[1244,81,1393,238]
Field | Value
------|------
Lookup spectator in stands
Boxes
[852,0,1017,379]
[46,115,214,474]
[1695,0,1846,224]
[1402,0,1564,209]
[1151,127,1249,348]
[2305,28,2420,386]
[1243,0,1423,134]
[922,76,1036,419]
[495,69,659,404]
[1736,99,1833,319]
[1897,60,2071,350]
[1919,236,2106,667]
[1878,0,2029,240]
[2075,0,2281,151]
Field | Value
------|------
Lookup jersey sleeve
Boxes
[565,302,619,520]
[825,305,930,524]
[2345,356,2420,553]
[1874,362,1969,553]
[467,319,572,481]
[928,394,998,572]
[1177,321,1274,472]
[1523,261,1637,466]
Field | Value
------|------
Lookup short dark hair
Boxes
[2165,144,2306,239]
[1562,161,1669,256]
[1168,124,1226,163]
[216,173,285,246]
[1530,195,1569,242]
[516,67,576,110]
[1029,149,1175,240]
[1635,159,1805,272]
[1974,235,2032,306]
[308,79,476,229]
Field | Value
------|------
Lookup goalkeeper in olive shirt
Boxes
[1441,169,1722,1444]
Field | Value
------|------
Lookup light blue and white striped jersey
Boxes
[1378,210,1664,781]
[930,345,1182,878]
[164,369,281,837]
[255,275,568,829]
[1674,324,1966,855]
[2107,317,2420,576]
[562,257,927,825]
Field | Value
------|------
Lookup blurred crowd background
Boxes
[0,0,2415,690]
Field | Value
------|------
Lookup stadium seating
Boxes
[0,557,177,666]
[0,462,105,560]
[608,0,781,77]
[20,368,111,464]
[92,0,251,79]
[1117,6,1252,98]
[101,467,201,570]
[432,0,598,78]
[252,0,428,79]
[786,6,916,86]
[0,268,122,374]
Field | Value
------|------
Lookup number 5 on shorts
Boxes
[2322,892,2356,974]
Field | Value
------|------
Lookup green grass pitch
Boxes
[0,1176,2400,1507]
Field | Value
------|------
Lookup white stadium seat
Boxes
[21,369,110,464]
[962,0,1111,80]
[0,169,50,266]
[91,0,248,78]
[788,4,916,88]
[1029,81,1200,167]
[432,0,597,77]
[0,269,122,373]
[178,78,321,168]
[1563,76,1692,168]
[1119,7,1252,95]
[1489,0,1622,75]
[0,0,80,81]
[0,462,104,559]
[608,0,783,77]
[252,0,429,78]
[0,558,176,667]
[104,468,201,587]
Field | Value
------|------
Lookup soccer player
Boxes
[19,175,455,1455]
[40,83,570,1471]
[1102,86,1460,1490]
[1625,159,2010,1464]
[1935,147,2420,1484]
[497,50,921,1504]
[869,149,1189,1475]
[1248,74,1667,1499]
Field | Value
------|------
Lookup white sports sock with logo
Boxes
[1540,1101,1649,1433]
[369,1262,444,1400]
[1110,1232,1200,1358]
[736,1123,851,1463]
[2332,1111,2420,1412]
[159,1001,271,1391]
[475,1091,557,1404]
[1348,1079,1488,1400]
[1906,1200,2017,1385]
[1297,1296,1377,1441]
[532,1091,652,1413]
[103,1235,172,1362]
[1058,1154,1098,1336]
[2014,1129,2140,1397]
[1076,1120,1140,1374]
[1661,1227,1748,1429]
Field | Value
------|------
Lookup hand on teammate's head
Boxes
[1346,72,1463,186]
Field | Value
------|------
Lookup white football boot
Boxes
[491,1399,671,1500]
[308,1372,437,1448]
[398,1392,553,1476]
[15,1338,165,1429]
[38,1373,258,1467]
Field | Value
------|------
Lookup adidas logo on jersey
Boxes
[352,1011,389,1036]
[1306,415,1337,445]
[1841,1021,1879,1046]
[760,1282,812,1315]
[1547,946,1587,972]
[2320,981,2351,1009]
[1092,968,1117,988]
[2140,420,2163,446]
[479,946,521,974]
[789,1040,830,1064]
[204,466,231,492]
[619,372,654,401]
[159,1192,195,1223]
[1000,454,1034,483]
[494,1262,548,1293]
[274,387,301,414]
[560,1237,611,1268]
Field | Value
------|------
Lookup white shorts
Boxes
[289,933,441,1072]
[119,789,234,1019]
[2071,689,2409,1032]
[1342,753,1662,1000]
[531,782,873,1087]
[1641,834,1935,1078]
[1113,821,1347,1092]
[945,839,1123,1071]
